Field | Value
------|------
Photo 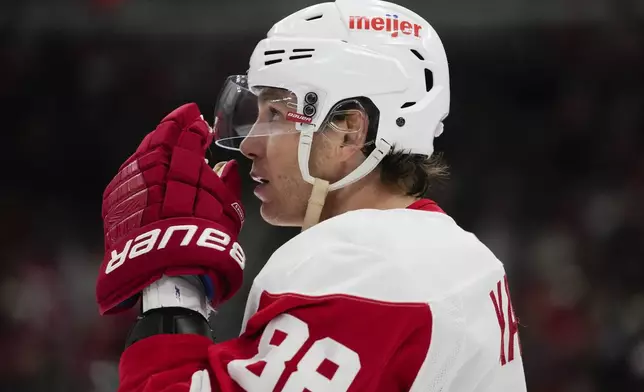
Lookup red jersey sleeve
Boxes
[118,291,432,392]
[119,334,212,392]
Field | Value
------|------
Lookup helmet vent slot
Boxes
[424,68,433,92]
[401,102,416,109]
[265,58,283,66]
[265,49,285,55]
[289,54,313,60]
[293,48,315,53]
[305,14,323,21]
[410,49,425,61]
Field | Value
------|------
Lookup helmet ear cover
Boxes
[326,97,381,155]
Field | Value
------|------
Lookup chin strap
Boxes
[298,138,392,232]
[301,178,330,232]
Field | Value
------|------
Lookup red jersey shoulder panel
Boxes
[211,291,432,391]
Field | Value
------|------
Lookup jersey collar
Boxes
[407,199,445,214]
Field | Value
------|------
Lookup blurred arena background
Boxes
[1,0,643,391]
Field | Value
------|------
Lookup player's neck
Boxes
[320,179,418,221]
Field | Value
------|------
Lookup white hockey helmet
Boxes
[214,0,449,226]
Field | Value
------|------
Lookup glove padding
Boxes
[97,103,245,315]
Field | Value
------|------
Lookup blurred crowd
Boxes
[1,5,643,392]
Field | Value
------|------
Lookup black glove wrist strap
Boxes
[125,306,214,348]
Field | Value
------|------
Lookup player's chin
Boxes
[259,201,303,227]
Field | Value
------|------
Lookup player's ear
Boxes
[330,109,368,161]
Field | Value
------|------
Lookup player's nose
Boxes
[239,132,266,160]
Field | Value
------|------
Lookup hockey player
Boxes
[96,0,527,390]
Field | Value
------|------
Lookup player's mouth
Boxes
[250,173,270,200]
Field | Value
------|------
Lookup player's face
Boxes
[239,90,310,226]
[239,90,348,227]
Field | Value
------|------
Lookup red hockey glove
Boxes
[96,103,246,315]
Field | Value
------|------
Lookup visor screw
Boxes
[396,117,406,127]
[305,92,318,104]
[303,104,316,117]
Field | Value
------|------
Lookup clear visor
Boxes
[213,75,298,150]
[213,75,368,151]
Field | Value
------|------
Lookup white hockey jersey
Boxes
[118,199,526,392]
